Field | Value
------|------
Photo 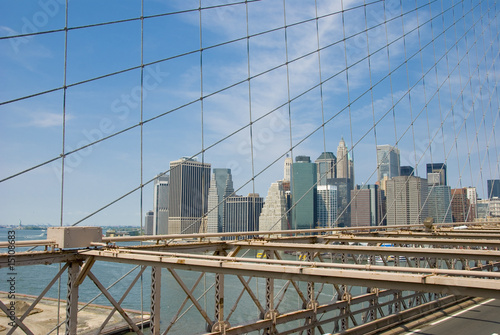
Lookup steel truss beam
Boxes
[80,249,500,299]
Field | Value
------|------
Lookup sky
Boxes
[0,0,499,227]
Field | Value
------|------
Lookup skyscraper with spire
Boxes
[207,168,234,233]
[336,138,349,179]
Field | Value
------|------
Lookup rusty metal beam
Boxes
[0,250,84,268]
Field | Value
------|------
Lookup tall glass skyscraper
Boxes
[207,168,234,233]
[168,157,211,234]
[426,163,447,185]
[291,156,317,230]
[386,176,428,225]
[376,145,400,182]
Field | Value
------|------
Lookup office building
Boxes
[386,176,428,225]
[316,185,338,228]
[451,188,474,222]
[153,174,169,235]
[315,152,336,185]
[283,156,293,181]
[207,169,234,233]
[377,145,400,182]
[351,184,383,226]
[400,166,415,177]
[427,163,447,185]
[224,194,264,237]
[487,179,500,199]
[145,210,154,235]
[168,157,211,234]
[291,156,317,230]
[259,181,289,232]
[427,184,452,223]
[326,177,353,227]
[477,198,500,218]
[336,138,349,179]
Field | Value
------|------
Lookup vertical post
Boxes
[340,244,348,331]
[151,266,161,335]
[66,262,79,335]
[212,273,229,332]
[264,251,277,335]
[306,251,316,335]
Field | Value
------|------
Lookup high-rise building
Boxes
[153,174,169,235]
[427,184,452,223]
[451,188,474,222]
[283,156,293,181]
[386,176,428,225]
[326,178,353,227]
[168,157,211,234]
[336,138,349,179]
[376,145,400,182]
[145,210,154,235]
[477,198,500,218]
[259,180,289,232]
[224,194,264,237]
[487,179,500,199]
[466,187,477,219]
[315,152,336,185]
[427,163,447,185]
[400,166,415,177]
[351,184,383,227]
[291,156,317,230]
[316,185,337,228]
[207,169,234,233]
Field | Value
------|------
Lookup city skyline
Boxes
[1,1,498,227]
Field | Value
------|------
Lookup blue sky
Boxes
[1,0,499,227]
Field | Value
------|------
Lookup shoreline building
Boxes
[153,174,169,235]
[386,176,428,225]
[316,185,338,228]
[351,184,383,227]
[207,169,234,233]
[168,157,211,234]
[291,156,317,230]
[259,180,289,232]
[145,210,154,235]
[224,194,264,237]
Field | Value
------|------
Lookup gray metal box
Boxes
[47,226,102,249]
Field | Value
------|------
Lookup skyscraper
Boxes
[426,163,447,185]
[377,145,400,182]
[145,210,154,235]
[224,194,264,237]
[487,179,500,199]
[291,156,317,230]
[207,169,234,233]
[283,156,293,181]
[386,176,428,225]
[259,181,289,232]
[315,152,336,185]
[400,166,415,177]
[326,178,353,227]
[168,157,211,234]
[316,185,337,228]
[451,188,474,222]
[153,174,169,235]
[351,184,383,227]
[427,184,452,223]
[336,138,349,179]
